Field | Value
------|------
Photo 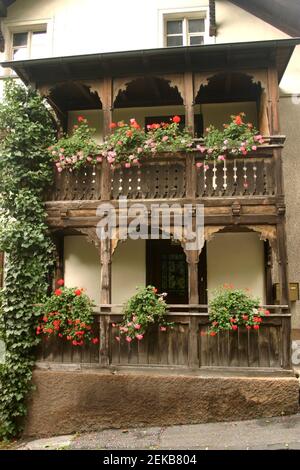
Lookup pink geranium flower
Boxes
[136,334,144,340]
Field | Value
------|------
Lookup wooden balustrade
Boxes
[45,142,283,202]
[37,304,291,371]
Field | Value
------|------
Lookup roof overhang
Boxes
[1,38,300,87]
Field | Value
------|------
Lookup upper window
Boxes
[165,12,208,47]
[12,28,47,60]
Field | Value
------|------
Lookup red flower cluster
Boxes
[110,118,141,130]
[36,280,97,347]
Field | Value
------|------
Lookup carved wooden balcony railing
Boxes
[37,304,291,372]
[45,137,285,202]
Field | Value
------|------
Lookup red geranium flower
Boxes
[74,289,82,296]
[210,331,217,336]
[57,279,64,286]
[77,115,85,123]
[54,289,62,296]
[234,115,243,125]
[231,325,238,331]
[92,338,99,345]
[109,122,117,129]
[172,115,181,123]
[253,324,260,330]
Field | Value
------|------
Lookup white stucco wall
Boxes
[64,235,101,304]
[112,239,146,305]
[207,232,265,302]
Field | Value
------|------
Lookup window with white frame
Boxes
[165,13,208,47]
[11,28,47,60]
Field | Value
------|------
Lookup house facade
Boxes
[0,0,300,436]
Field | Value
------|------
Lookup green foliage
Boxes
[36,284,98,346]
[200,113,263,161]
[208,285,270,336]
[114,286,171,343]
[0,80,55,439]
[49,116,101,171]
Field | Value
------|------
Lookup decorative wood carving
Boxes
[204,226,226,243]
[245,224,278,255]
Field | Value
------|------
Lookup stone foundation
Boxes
[24,368,300,437]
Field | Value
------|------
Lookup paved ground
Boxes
[15,414,300,450]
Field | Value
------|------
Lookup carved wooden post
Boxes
[100,77,113,201]
[95,77,113,365]
[185,153,196,199]
[267,66,280,135]
[186,250,199,304]
[186,249,200,368]
[258,90,270,136]
[183,71,195,135]
[99,237,112,366]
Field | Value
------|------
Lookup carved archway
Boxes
[113,76,184,109]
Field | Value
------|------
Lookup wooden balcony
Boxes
[45,137,284,204]
[37,304,291,373]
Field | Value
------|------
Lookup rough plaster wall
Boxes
[279,97,300,330]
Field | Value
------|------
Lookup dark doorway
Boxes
[146,240,207,304]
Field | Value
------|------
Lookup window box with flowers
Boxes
[207,285,270,337]
[49,116,102,173]
[49,113,265,173]
[196,112,264,168]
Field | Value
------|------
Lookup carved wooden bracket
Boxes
[245,224,278,258]
[204,226,226,243]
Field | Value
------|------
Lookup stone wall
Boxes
[24,369,299,437]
